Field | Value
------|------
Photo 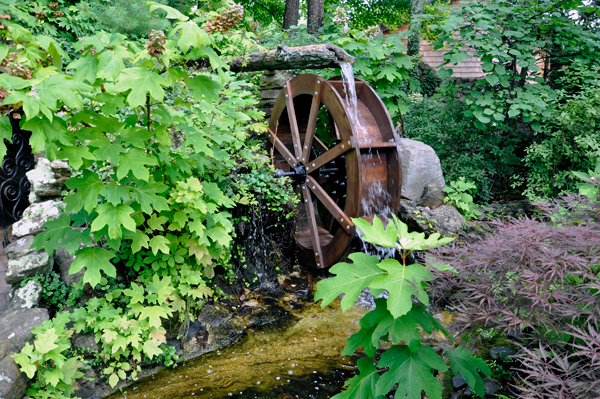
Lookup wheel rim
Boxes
[266,73,401,268]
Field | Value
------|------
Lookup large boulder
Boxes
[5,251,53,285]
[4,236,35,260]
[0,339,28,399]
[398,200,465,235]
[399,138,445,202]
[55,247,84,286]
[0,308,49,350]
[11,200,65,239]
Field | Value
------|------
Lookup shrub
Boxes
[427,194,600,398]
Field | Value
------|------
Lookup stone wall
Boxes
[0,157,70,399]
[257,70,294,120]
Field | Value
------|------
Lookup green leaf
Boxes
[34,328,59,354]
[117,148,158,181]
[353,216,397,248]
[446,346,491,398]
[114,67,167,108]
[142,339,163,359]
[342,298,389,357]
[372,310,422,352]
[101,183,130,206]
[139,306,170,329]
[66,54,98,84]
[376,345,447,398]
[65,170,105,213]
[147,2,189,20]
[31,213,72,253]
[370,260,431,319]
[131,229,150,253]
[148,214,169,231]
[108,372,119,387]
[134,180,169,214]
[314,252,385,311]
[91,203,136,239]
[149,236,171,255]
[333,358,384,399]
[37,74,90,110]
[188,75,222,103]
[59,146,96,170]
[124,283,146,305]
[70,247,116,288]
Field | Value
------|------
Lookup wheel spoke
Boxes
[284,84,303,159]
[302,80,323,162]
[302,184,324,267]
[306,176,354,234]
[305,138,354,174]
[266,127,297,167]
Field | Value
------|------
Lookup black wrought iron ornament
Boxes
[0,113,35,246]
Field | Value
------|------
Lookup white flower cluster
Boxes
[364,25,380,40]
[408,92,424,103]
[333,6,349,27]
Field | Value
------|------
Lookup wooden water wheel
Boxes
[266,73,402,268]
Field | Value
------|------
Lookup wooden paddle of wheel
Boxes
[266,73,402,268]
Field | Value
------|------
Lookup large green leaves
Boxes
[333,358,384,399]
[64,170,105,214]
[70,247,116,288]
[446,346,492,398]
[315,252,384,311]
[370,259,431,319]
[90,203,136,239]
[376,345,447,399]
[116,148,158,181]
[114,67,167,108]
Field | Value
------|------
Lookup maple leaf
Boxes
[116,148,158,181]
[134,180,169,214]
[31,213,71,253]
[315,252,384,312]
[124,283,145,305]
[376,345,447,399]
[139,306,171,329]
[66,54,98,83]
[91,203,136,239]
[333,358,384,399]
[342,298,388,357]
[149,329,167,344]
[70,247,116,288]
[149,235,170,255]
[445,346,492,398]
[58,146,96,170]
[64,170,105,213]
[142,339,163,359]
[91,137,125,164]
[207,226,231,246]
[101,183,130,206]
[114,67,167,108]
[34,328,59,354]
[370,259,431,319]
[131,229,150,253]
[148,214,169,231]
[353,216,397,248]
[44,367,65,387]
[188,75,223,103]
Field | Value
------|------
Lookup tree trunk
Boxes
[229,44,355,73]
[307,0,324,34]
[282,0,299,30]
[407,0,425,56]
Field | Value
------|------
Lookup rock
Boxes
[11,200,65,239]
[25,158,68,198]
[0,339,28,399]
[428,205,466,233]
[72,332,99,352]
[417,183,446,209]
[259,89,282,99]
[55,247,83,286]
[399,138,445,202]
[483,378,501,396]
[259,71,290,90]
[450,391,463,399]
[5,250,53,285]
[181,305,245,358]
[0,308,49,350]
[8,280,42,310]
[491,346,517,360]
[463,378,501,397]
[49,159,71,178]
[398,201,465,235]
[452,374,467,389]
[4,236,35,260]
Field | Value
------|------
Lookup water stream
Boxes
[106,301,369,399]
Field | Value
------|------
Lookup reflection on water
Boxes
[106,301,369,399]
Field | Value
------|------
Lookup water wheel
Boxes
[266,73,402,268]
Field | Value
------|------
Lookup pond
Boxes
[106,299,370,399]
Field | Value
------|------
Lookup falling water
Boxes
[339,62,363,139]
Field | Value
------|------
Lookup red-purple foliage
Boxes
[428,195,600,399]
